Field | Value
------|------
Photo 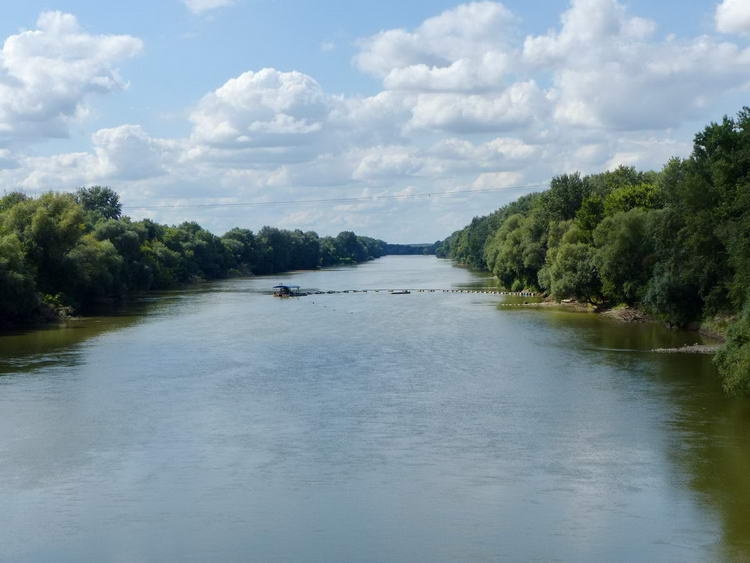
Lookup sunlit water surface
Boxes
[1,256,749,562]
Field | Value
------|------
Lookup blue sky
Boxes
[1,0,749,241]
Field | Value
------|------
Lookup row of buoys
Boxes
[441,289,536,296]
[300,289,537,296]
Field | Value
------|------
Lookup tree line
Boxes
[384,242,440,255]
[0,186,390,327]
[437,107,750,395]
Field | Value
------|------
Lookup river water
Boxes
[1,256,748,562]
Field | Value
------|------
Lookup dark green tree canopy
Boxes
[436,106,750,394]
[75,186,122,220]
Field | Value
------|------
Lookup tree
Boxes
[335,231,367,263]
[0,192,29,212]
[593,208,657,305]
[542,242,601,304]
[0,233,39,323]
[0,192,85,296]
[715,299,750,395]
[484,210,546,290]
[575,195,605,239]
[64,235,124,304]
[542,173,591,222]
[222,228,259,273]
[75,186,122,220]
[603,183,662,216]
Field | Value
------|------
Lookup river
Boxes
[1,255,748,562]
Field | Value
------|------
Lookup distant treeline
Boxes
[437,107,750,395]
[0,187,390,326]
[384,242,439,255]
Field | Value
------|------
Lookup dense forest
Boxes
[437,108,750,395]
[0,186,391,327]
[384,242,440,255]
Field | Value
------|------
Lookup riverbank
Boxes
[507,297,727,350]
[2,253,746,562]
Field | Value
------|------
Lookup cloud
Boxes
[355,1,518,92]
[406,81,548,133]
[471,171,523,189]
[716,0,750,34]
[353,0,750,136]
[352,146,424,181]
[91,125,170,180]
[0,11,142,144]
[7,2,750,242]
[189,68,332,150]
[523,0,750,130]
[182,0,235,15]
[430,137,540,167]
[16,125,170,189]
[0,149,18,169]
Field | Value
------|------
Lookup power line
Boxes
[122,182,548,211]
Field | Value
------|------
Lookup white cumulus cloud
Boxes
[523,0,750,130]
[407,81,548,133]
[189,68,332,149]
[0,11,142,144]
[91,125,170,181]
[6,1,750,242]
[716,0,750,34]
[355,1,518,92]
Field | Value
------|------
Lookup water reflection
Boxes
[0,298,167,376]
[0,256,748,562]
[523,306,750,560]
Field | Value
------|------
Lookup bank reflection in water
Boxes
[0,296,176,376]
[525,305,750,559]
[0,256,748,562]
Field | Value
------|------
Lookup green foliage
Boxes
[484,210,546,290]
[715,301,750,395]
[0,192,29,212]
[541,173,591,222]
[441,193,540,269]
[65,235,124,304]
[575,195,604,238]
[0,233,39,323]
[593,208,657,305]
[437,106,750,392]
[603,183,662,216]
[75,186,122,220]
[588,165,657,197]
[0,192,85,295]
[0,187,389,326]
[541,242,601,303]
[643,261,703,327]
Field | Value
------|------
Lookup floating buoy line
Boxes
[273,288,537,297]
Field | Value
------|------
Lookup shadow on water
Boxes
[0,267,346,378]
[1,256,749,561]
[508,304,750,559]
[0,295,175,376]
[0,271,321,378]
[657,354,750,561]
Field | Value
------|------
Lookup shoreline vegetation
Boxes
[0,185,437,330]
[508,299,725,352]
[3,112,749,395]
[436,107,750,395]
[504,297,727,339]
